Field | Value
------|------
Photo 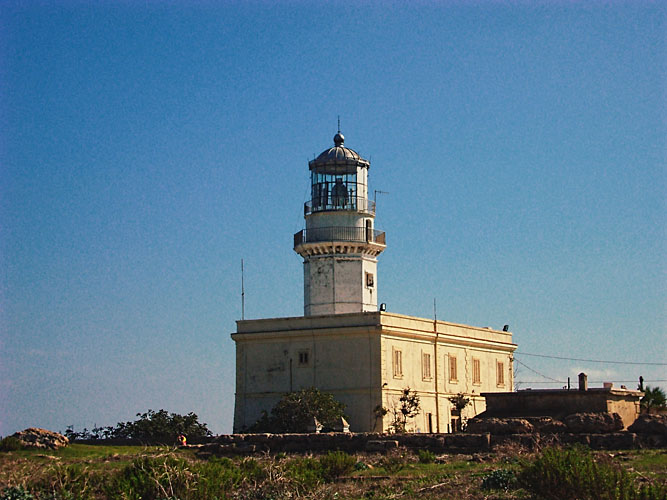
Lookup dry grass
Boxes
[0,444,664,500]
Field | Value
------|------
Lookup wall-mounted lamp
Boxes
[379,303,387,311]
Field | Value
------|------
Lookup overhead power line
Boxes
[514,358,563,383]
[515,352,667,366]
[516,379,667,385]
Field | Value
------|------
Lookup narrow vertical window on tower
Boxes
[472,358,481,385]
[496,361,505,387]
[366,272,374,288]
[422,352,432,380]
[393,348,403,378]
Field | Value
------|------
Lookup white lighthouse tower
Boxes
[294,131,386,315]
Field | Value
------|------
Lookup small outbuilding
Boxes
[481,374,643,429]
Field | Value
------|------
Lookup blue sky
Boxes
[1,1,665,436]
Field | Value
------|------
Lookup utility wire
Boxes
[514,358,563,383]
[516,380,667,385]
[515,352,667,366]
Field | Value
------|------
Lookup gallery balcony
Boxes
[293,226,386,251]
[304,197,376,216]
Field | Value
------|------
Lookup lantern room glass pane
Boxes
[311,171,362,211]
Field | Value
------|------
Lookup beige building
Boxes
[232,131,517,433]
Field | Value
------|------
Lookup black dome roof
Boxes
[309,132,370,171]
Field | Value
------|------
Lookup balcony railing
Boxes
[294,226,386,247]
[304,197,375,216]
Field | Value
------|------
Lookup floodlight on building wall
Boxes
[503,324,509,332]
[380,303,387,311]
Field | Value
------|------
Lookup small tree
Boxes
[64,410,211,444]
[448,393,471,432]
[640,386,667,414]
[448,393,470,413]
[372,404,389,432]
[114,409,211,444]
[249,387,346,433]
[388,388,420,433]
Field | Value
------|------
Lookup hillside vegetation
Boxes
[1,443,665,499]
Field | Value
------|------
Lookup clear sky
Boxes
[1,1,665,436]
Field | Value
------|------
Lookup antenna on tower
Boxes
[241,259,245,320]
[374,189,389,204]
[337,115,341,132]
[433,298,437,322]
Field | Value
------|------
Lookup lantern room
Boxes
[306,132,372,215]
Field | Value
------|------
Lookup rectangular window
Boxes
[422,352,432,380]
[472,358,481,385]
[393,349,403,378]
[366,272,374,288]
[496,361,505,386]
[449,355,458,382]
[298,350,309,366]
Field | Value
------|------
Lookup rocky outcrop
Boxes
[563,413,623,434]
[525,416,568,434]
[466,413,625,436]
[12,428,69,449]
[627,414,667,436]
[466,418,533,435]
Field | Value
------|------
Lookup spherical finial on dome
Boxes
[333,131,344,146]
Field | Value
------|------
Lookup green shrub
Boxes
[319,451,356,480]
[0,436,23,452]
[379,455,404,474]
[417,449,436,464]
[481,469,517,491]
[520,446,667,500]
[190,457,245,497]
[284,457,323,489]
[109,455,193,500]
[354,461,370,471]
[0,487,34,500]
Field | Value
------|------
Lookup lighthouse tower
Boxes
[294,131,386,316]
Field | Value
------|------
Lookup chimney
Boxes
[578,372,588,391]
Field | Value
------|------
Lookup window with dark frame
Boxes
[298,350,309,366]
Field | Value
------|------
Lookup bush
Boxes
[379,455,404,474]
[481,469,517,491]
[66,409,212,444]
[0,487,34,500]
[285,457,323,489]
[0,436,23,452]
[248,388,346,433]
[114,409,212,444]
[417,449,436,464]
[110,455,194,499]
[520,446,667,500]
[319,451,356,480]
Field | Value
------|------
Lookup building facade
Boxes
[232,132,517,433]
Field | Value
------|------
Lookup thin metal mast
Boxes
[241,259,245,320]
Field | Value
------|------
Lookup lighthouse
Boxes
[232,129,516,434]
[293,131,386,316]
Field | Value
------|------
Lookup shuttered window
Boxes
[473,358,481,384]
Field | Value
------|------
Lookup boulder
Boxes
[589,433,638,450]
[564,413,623,434]
[627,414,667,436]
[445,433,491,450]
[525,417,568,434]
[465,418,534,435]
[12,428,69,449]
[365,440,398,452]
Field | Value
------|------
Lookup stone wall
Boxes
[198,428,664,456]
